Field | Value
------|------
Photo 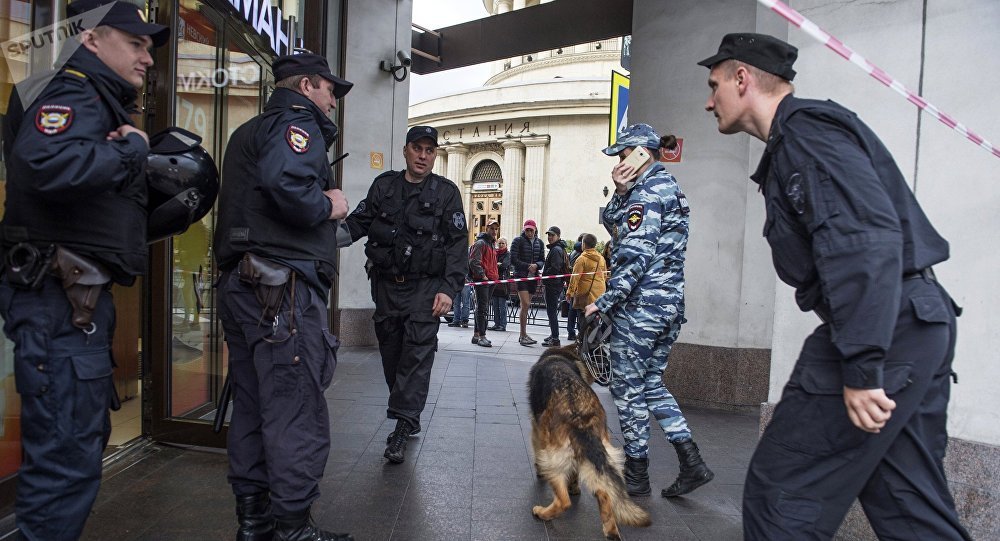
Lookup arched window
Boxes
[471,160,502,181]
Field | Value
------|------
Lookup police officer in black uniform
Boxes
[214,53,353,541]
[0,2,168,539]
[700,34,971,540]
[342,125,468,464]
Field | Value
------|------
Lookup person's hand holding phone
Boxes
[612,146,650,194]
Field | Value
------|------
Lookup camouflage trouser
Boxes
[609,303,691,458]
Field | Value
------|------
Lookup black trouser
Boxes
[473,284,492,336]
[218,271,338,516]
[372,275,440,430]
[0,277,115,541]
[543,281,561,339]
[743,277,971,540]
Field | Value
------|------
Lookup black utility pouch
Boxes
[4,243,55,290]
[237,253,291,320]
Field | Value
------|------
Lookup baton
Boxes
[212,372,232,433]
[330,152,349,167]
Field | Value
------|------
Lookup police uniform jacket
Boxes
[596,162,689,312]
[1,47,149,284]
[752,94,950,389]
[214,87,340,287]
[344,170,468,300]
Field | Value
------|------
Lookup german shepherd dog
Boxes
[528,344,651,540]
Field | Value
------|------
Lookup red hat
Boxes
[523,219,537,231]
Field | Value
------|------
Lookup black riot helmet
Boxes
[145,127,219,243]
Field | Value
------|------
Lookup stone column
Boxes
[444,144,471,218]
[495,0,513,14]
[433,148,447,177]
[500,140,525,242]
[513,0,526,10]
[521,135,549,229]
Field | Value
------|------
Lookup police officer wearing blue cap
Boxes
[343,125,468,464]
[0,1,168,539]
[214,52,353,541]
[701,33,971,540]
[584,123,714,500]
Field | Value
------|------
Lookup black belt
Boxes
[903,267,936,281]
[377,270,431,283]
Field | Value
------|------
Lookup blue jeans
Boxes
[491,296,507,329]
[454,284,472,323]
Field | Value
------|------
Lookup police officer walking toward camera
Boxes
[0,1,168,539]
[699,33,971,539]
[343,125,468,464]
[214,53,353,541]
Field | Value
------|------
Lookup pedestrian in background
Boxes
[566,233,606,339]
[469,220,499,347]
[700,32,970,540]
[448,283,472,328]
[586,123,713,500]
[565,234,585,341]
[489,237,511,332]
[510,220,545,346]
[541,226,569,347]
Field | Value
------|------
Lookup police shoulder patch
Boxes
[626,203,644,231]
[35,105,74,135]
[452,212,466,231]
[286,125,310,154]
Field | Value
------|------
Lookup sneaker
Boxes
[384,419,415,464]
[542,336,561,347]
[519,335,536,346]
[447,321,460,327]
[567,334,577,341]
[477,337,492,347]
[461,321,470,328]
[471,336,480,345]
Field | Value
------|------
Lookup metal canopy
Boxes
[410,0,633,75]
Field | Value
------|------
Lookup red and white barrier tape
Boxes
[466,270,608,287]
[758,0,1000,160]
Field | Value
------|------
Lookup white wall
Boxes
[632,0,1000,445]
[338,0,413,311]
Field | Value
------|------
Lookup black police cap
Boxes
[406,126,438,146]
[273,53,354,99]
[698,33,798,81]
[68,0,170,47]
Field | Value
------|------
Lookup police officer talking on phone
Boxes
[342,125,468,464]
[214,52,353,541]
[0,1,168,539]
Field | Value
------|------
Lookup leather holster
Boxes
[49,246,112,330]
[237,253,291,321]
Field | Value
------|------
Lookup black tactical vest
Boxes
[365,171,449,277]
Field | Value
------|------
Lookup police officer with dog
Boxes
[0,1,168,539]
[342,125,468,465]
[214,52,353,541]
[585,124,714,500]
[699,33,971,539]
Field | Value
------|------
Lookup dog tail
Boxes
[572,428,652,527]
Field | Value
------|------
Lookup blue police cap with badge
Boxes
[68,0,170,47]
[273,53,354,99]
[602,123,661,156]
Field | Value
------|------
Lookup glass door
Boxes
[148,0,271,446]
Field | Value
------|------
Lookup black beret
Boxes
[273,53,354,99]
[698,33,798,81]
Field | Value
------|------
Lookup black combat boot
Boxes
[661,439,714,498]
[236,491,274,541]
[274,509,352,541]
[384,419,415,464]
[623,456,651,497]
